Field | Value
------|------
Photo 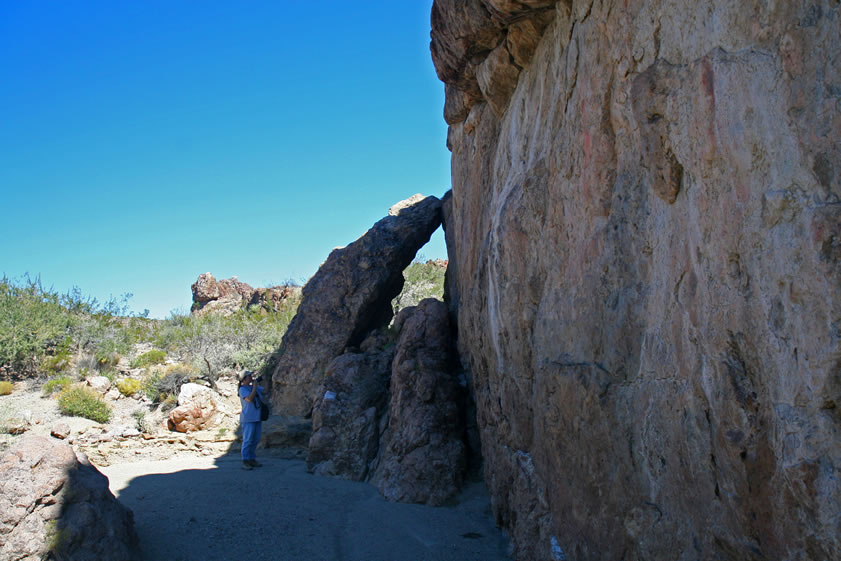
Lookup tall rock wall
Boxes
[433,1,840,559]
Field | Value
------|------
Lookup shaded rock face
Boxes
[269,194,443,417]
[307,302,468,506]
[191,273,300,316]
[370,299,467,506]
[259,415,312,452]
[307,331,395,480]
[0,436,138,561]
[434,1,841,560]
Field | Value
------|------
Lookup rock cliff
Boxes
[433,1,840,560]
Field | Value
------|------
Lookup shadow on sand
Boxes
[105,453,510,561]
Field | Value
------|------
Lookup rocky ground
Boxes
[0,374,241,467]
[0,369,511,561]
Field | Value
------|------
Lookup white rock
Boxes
[87,376,111,393]
[177,383,214,406]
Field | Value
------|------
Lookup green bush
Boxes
[96,351,121,369]
[115,378,142,397]
[41,349,72,374]
[392,258,447,314]
[132,409,155,433]
[0,276,75,376]
[160,394,178,413]
[132,349,166,368]
[0,381,13,395]
[142,372,163,402]
[57,386,111,423]
[43,376,72,396]
[155,304,298,384]
[155,369,192,401]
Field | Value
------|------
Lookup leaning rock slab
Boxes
[269,194,443,417]
[0,436,138,561]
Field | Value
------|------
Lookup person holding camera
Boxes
[238,370,266,470]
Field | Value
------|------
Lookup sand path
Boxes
[102,454,511,561]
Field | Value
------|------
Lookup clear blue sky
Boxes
[0,1,451,319]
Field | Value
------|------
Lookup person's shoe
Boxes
[241,461,253,470]
[248,460,263,468]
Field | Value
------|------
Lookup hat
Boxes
[240,370,254,380]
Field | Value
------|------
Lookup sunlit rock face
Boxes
[432,1,841,559]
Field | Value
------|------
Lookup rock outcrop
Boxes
[269,194,443,417]
[307,331,394,480]
[433,1,841,560]
[191,273,300,316]
[370,299,466,506]
[0,436,139,561]
[307,301,468,506]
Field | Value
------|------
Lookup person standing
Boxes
[238,371,265,470]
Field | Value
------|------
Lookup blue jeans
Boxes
[241,421,262,461]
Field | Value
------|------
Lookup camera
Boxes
[255,375,264,383]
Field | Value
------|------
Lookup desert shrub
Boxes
[99,368,119,383]
[41,349,73,374]
[143,364,195,403]
[0,381,13,395]
[0,276,75,376]
[155,304,298,385]
[96,351,121,369]
[42,376,72,396]
[142,372,163,401]
[132,409,155,433]
[160,394,178,413]
[57,385,111,423]
[132,349,166,368]
[0,278,151,379]
[156,370,191,400]
[115,378,142,397]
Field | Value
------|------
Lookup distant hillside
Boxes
[392,258,447,314]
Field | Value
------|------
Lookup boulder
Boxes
[51,423,71,440]
[370,299,466,506]
[177,382,213,405]
[307,331,395,480]
[269,194,443,417]
[0,436,138,561]
[86,376,111,393]
[167,385,219,432]
[5,418,28,435]
[434,1,841,559]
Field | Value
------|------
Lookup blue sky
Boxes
[0,1,451,318]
